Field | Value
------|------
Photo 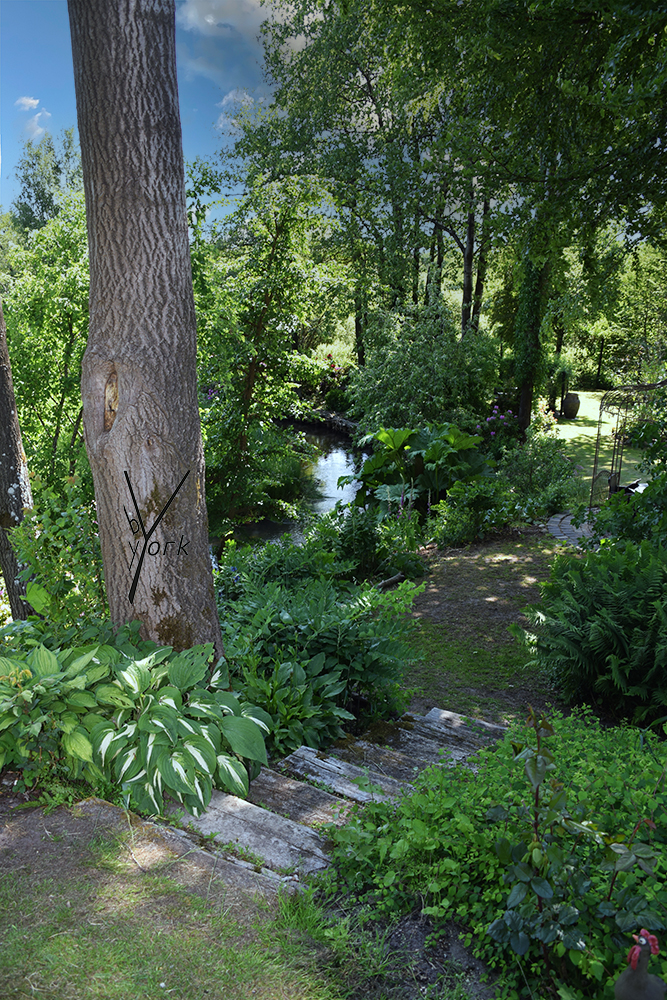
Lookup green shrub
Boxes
[0,620,270,817]
[431,478,526,547]
[219,576,418,752]
[326,708,667,999]
[9,477,107,628]
[215,534,421,752]
[349,300,496,429]
[516,540,667,723]
[495,406,587,517]
[580,470,667,547]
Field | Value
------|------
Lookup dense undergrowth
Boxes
[214,521,422,756]
[323,708,667,1000]
[0,497,423,814]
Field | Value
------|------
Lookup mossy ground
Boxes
[404,531,566,725]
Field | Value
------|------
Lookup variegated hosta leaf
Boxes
[216,752,249,797]
[155,749,196,796]
[186,691,224,721]
[209,656,229,690]
[214,691,241,716]
[115,745,145,783]
[167,645,212,690]
[175,715,203,739]
[127,777,164,816]
[115,661,152,696]
[137,705,179,742]
[240,704,273,734]
[157,686,183,711]
[91,722,117,765]
[181,735,217,775]
[198,723,221,753]
[140,730,170,770]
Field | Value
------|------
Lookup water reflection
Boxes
[304,431,364,514]
[230,428,367,547]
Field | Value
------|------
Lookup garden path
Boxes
[546,512,595,546]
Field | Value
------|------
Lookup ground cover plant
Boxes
[0,619,270,817]
[215,529,422,755]
[324,708,667,1000]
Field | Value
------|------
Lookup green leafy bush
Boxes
[326,709,667,999]
[344,423,488,514]
[496,407,587,517]
[0,621,270,817]
[215,534,421,752]
[516,540,667,723]
[8,477,107,628]
[431,478,526,547]
[349,300,496,430]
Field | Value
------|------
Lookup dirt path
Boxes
[406,527,566,724]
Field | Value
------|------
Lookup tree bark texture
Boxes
[68,0,223,655]
[461,203,475,336]
[0,301,34,620]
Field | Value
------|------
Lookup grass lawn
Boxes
[555,390,644,485]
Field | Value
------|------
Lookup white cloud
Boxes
[218,88,255,110]
[14,96,40,111]
[176,0,266,40]
[215,88,256,130]
[25,110,52,139]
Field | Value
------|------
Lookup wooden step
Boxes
[422,707,507,739]
[247,766,351,827]
[168,791,330,875]
[331,735,446,781]
[279,746,411,803]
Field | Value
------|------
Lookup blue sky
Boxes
[0,0,274,211]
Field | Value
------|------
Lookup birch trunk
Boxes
[68,0,223,655]
[0,301,34,620]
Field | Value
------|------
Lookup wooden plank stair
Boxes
[168,707,506,892]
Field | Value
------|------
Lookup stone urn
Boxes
[561,392,581,419]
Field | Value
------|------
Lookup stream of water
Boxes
[231,428,365,546]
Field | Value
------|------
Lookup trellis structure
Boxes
[589,378,667,507]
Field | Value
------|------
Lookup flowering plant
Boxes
[475,405,520,458]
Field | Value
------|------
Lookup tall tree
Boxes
[3,195,89,489]
[11,129,82,233]
[232,0,493,338]
[0,301,34,620]
[68,0,222,654]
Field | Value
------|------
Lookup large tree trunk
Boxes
[461,198,475,336]
[68,0,223,655]
[0,301,34,620]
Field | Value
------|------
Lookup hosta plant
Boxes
[0,637,270,817]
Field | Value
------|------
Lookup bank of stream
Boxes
[231,426,366,547]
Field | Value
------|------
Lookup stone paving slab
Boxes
[546,513,594,547]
